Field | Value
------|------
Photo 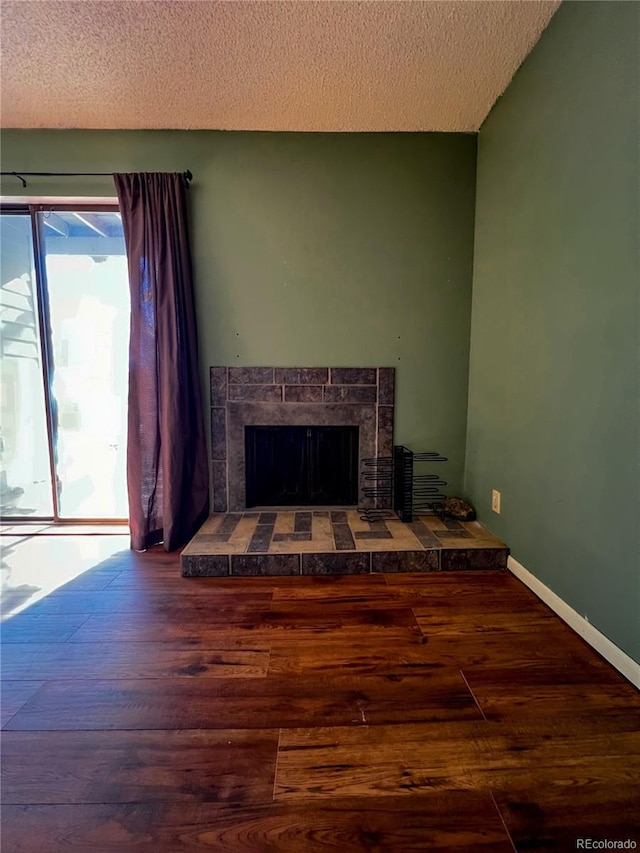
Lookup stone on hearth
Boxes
[442,496,476,521]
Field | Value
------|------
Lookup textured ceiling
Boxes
[0,0,560,132]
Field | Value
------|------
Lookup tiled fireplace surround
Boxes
[182,366,508,575]
[210,366,395,512]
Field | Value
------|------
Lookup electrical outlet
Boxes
[491,489,501,514]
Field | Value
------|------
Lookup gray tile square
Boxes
[181,554,230,577]
[229,385,283,402]
[212,461,228,513]
[229,367,274,384]
[248,524,275,552]
[377,406,394,457]
[294,512,312,533]
[231,554,300,576]
[440,548,508,571]
[275,368,329,385]
[211,408,226,460]
[323,385,377,404]
[218,514,243,534]
[371,551,440,573]
[330,368,377,385]
[302,552,371,575]
[284,385,323,402]
[210,367,228,407]
[378,368,395,405]
[409,520,440,548]
[333,524,356,550]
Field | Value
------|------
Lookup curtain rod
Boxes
[1,170,193,188]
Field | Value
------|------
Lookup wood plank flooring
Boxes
[1,537,639,851]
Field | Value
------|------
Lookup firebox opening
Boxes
[245,425,359,507]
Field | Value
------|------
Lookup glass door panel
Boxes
[0,213,55,517]
[39,209,130,519]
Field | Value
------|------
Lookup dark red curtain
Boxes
[114,172,209,551]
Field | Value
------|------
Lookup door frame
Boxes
[1,202,129,524]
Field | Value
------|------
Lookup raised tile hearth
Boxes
[181,511,508,576]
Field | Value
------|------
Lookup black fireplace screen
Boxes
[245,426,359,507]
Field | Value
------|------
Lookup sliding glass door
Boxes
[0,213,54,516]
[0,205,130,521]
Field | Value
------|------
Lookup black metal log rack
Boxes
[359,445,448,523]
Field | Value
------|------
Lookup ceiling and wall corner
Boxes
[0,0,560,132]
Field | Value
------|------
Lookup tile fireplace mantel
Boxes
[210,367,395,512]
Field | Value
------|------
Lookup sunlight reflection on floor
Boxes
[1,533,131,620]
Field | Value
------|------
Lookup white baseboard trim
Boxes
[507,555,640,689]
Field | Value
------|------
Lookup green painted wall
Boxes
[1,131,476,492]
[466,2,639,661]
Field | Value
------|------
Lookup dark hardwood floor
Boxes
[1,537,639,851]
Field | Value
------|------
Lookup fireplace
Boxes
[210,367,395,512]
[245,425,359,507]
